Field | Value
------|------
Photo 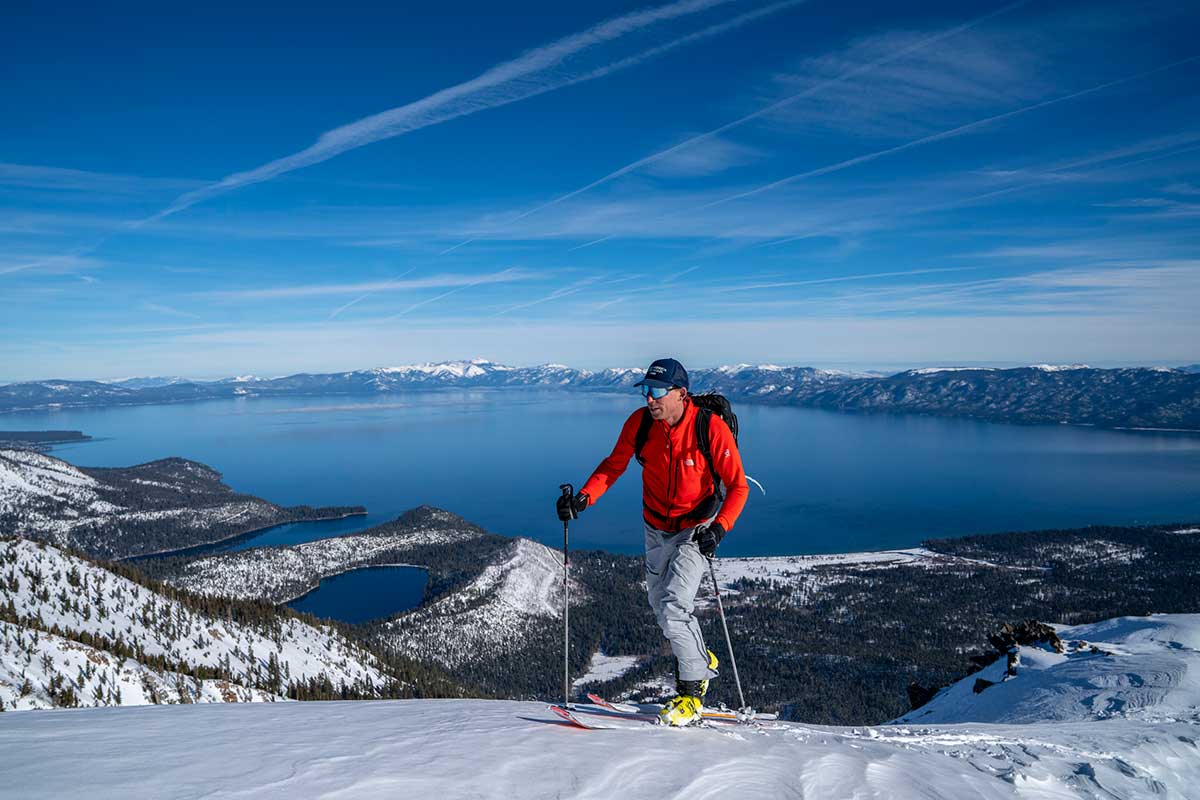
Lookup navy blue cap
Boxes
[634,358,689,390]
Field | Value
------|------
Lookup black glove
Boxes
[691,521,725,558]
[556,491,589,522]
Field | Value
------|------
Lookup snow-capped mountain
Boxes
[103,376,192,390]
[4,359,1198,430]
[0,538,398,711]
[0,449,362,560]
[4,614,1198,799]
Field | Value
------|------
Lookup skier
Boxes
[557,357,748,726]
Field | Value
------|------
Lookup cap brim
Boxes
[633,378,675,389]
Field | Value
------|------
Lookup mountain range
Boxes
[3,358,1200,429]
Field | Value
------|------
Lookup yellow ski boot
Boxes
[697,649,719,698]
[661,651,720,726]
[660,690,703,726]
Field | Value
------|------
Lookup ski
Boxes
[585,692,775,724]
[549,704,602,729]
[549,704,663,730]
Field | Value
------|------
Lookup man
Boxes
[557,357,748,726]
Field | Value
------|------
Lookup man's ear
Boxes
[678,387,688,400]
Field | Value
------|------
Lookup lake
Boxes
[286,566,428,625]
[12,389,1200,557]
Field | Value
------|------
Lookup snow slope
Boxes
[377,538,577,670]
[0,539,392,709]
[5,615,1200,799]
[0,449,342,559]
[895,615,1200,726]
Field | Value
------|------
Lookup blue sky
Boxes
[2,0,1198,381]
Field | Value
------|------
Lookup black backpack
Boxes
[634,393,739,501]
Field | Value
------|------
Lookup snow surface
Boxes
[378,538,578,670]
[894,614,1200,728]
[165,521,483,602]
[572,652,642,689]
[5,613,1200,800]
[0,539,391,710]
[905,366,997,374]
[0,448,288,550]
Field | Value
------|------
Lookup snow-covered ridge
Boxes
[5,615,1200,799]
[378,537,576,671]
[0,538,392,711]
[894,614,1200,726]
[0,449,360,560]
[163,516,487,603]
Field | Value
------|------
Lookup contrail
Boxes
[384,268,519,319]
[329,266,417,319]
[433,0,810,252]
[499,0,1034,226]
[699,53,1200,209]
[148,0,745,222]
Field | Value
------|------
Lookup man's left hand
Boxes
[691,521,725,558]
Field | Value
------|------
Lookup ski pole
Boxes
[559,483,574,707]
[707,556,747,713]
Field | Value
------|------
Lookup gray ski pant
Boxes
[644,521,718,682]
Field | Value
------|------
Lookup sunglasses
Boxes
[639,385,676,399]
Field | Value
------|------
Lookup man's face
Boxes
[646,386,686,421]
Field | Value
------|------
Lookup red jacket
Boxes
[581,398,748,533]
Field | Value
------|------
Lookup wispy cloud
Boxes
[0,163,199,194]
[701,53,1200,210]
[0,253,104,277]
[143,302,202,320]
[328,267,418,319]
[385,268,526,319]
[205,269,541,300]
[701,261,1200,319]
[642,136,760,178]
[492,279,595,316]
[497,0,1032,224]
[768,26,1044,137]
[148,0,808,222]
[725,266,977,291]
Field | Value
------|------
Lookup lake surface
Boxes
[286,566,428,624]
[11,390,1200,557]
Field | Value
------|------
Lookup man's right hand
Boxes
[556,491,589,521]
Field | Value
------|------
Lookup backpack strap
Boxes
[694,407,724,502]
[633,407,653,466]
